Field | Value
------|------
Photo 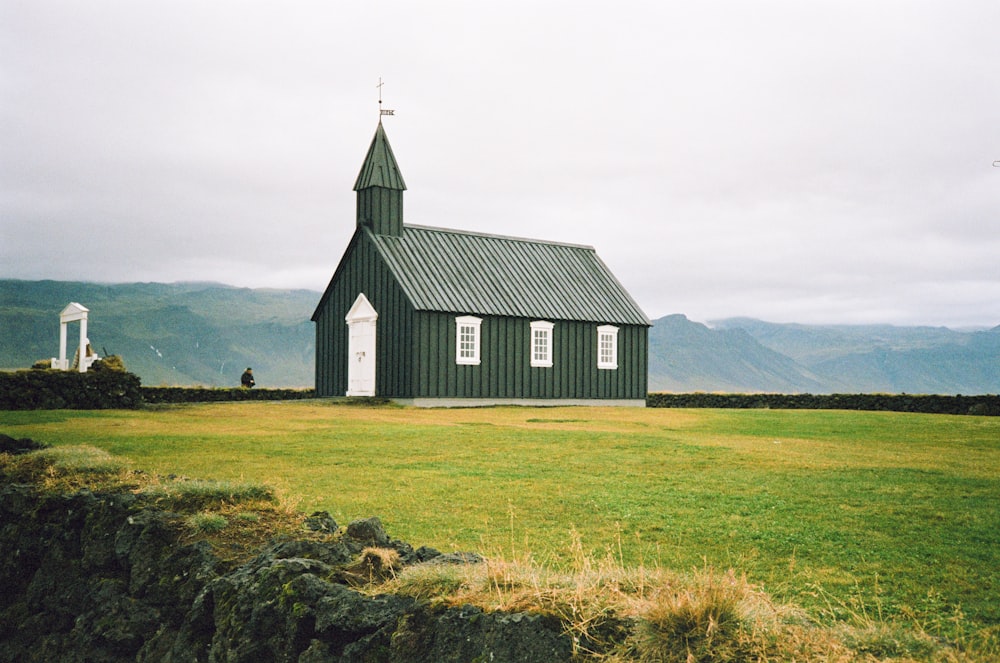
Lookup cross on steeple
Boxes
[377,77,395,117]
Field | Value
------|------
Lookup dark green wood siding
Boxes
[315,229,649,402]
[411,312,647,400]
[314,230,415,397]
[357,187,403,237]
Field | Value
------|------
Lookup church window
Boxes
[530,321,554,368]
[455,316,482,365]
[597,325,619,370]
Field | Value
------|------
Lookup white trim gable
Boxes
[530,320,554,368]
[59,302,89,322]
[455,316,482,365]
[345,293,378,324]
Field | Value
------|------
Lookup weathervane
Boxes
[377,77,395,118]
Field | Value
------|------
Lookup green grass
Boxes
[186,511,230,533]
[33,444,132,475]
[142,478,275,510]
[2,402,998,646]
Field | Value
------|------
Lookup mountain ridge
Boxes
[654,314,1000,394]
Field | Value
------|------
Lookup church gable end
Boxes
[313,229,415,398]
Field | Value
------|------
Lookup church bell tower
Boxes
[353,121,406,237]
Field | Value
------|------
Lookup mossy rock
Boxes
[91,355,126,372]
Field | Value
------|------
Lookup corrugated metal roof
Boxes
[353,122,407,191]
[368,225,650,325]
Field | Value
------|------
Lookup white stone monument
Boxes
[52,302,99,372]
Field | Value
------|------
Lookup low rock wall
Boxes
[0,481,571,662]
[647,392,1000,415]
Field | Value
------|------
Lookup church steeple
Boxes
[354,121,406,236]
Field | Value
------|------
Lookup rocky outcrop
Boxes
[0,482,573,662]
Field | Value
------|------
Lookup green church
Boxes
[312,121,650,406]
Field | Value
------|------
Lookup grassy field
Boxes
[2,401,998,644]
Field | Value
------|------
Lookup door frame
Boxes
[345,293,378,397]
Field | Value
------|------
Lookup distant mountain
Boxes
[709,318,976,364]
[3,281,997,394]
[648,314,833,393]
[0,280,316,388]
[650,315,1000,394]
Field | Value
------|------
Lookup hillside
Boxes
[3,280,998,394]
[0,280,316,388]
[647,314,834,393]
[650,315,1000,394]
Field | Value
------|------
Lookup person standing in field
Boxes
[241,367,255,388]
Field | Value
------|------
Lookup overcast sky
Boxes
[2,1,999,328]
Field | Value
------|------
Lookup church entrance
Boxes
[345,293,377,397]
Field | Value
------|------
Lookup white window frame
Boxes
[530,320,554,368]
[597,325,619,370]
[455,316,482,365]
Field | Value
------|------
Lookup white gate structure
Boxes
[52,302,99,372]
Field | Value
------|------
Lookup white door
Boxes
[345,294,378,397]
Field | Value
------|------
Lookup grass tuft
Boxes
[141,478,275,510]
[380,563,468,602]
[840,623,939,659]
[186,511,229,533]
[342,547,402,587]
[632,567,752,662]
[234,511,261,523]
[36,445,130,475]
[0,445,135,491]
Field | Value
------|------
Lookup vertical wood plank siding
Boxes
[317,229,649,401]
[314,231,414,397]
[412,313,647,400]
[356,187,403,237]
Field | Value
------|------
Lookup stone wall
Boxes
[0,481,572,662]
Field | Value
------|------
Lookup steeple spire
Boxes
[354,123,406,192]
[354,122,406,236]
